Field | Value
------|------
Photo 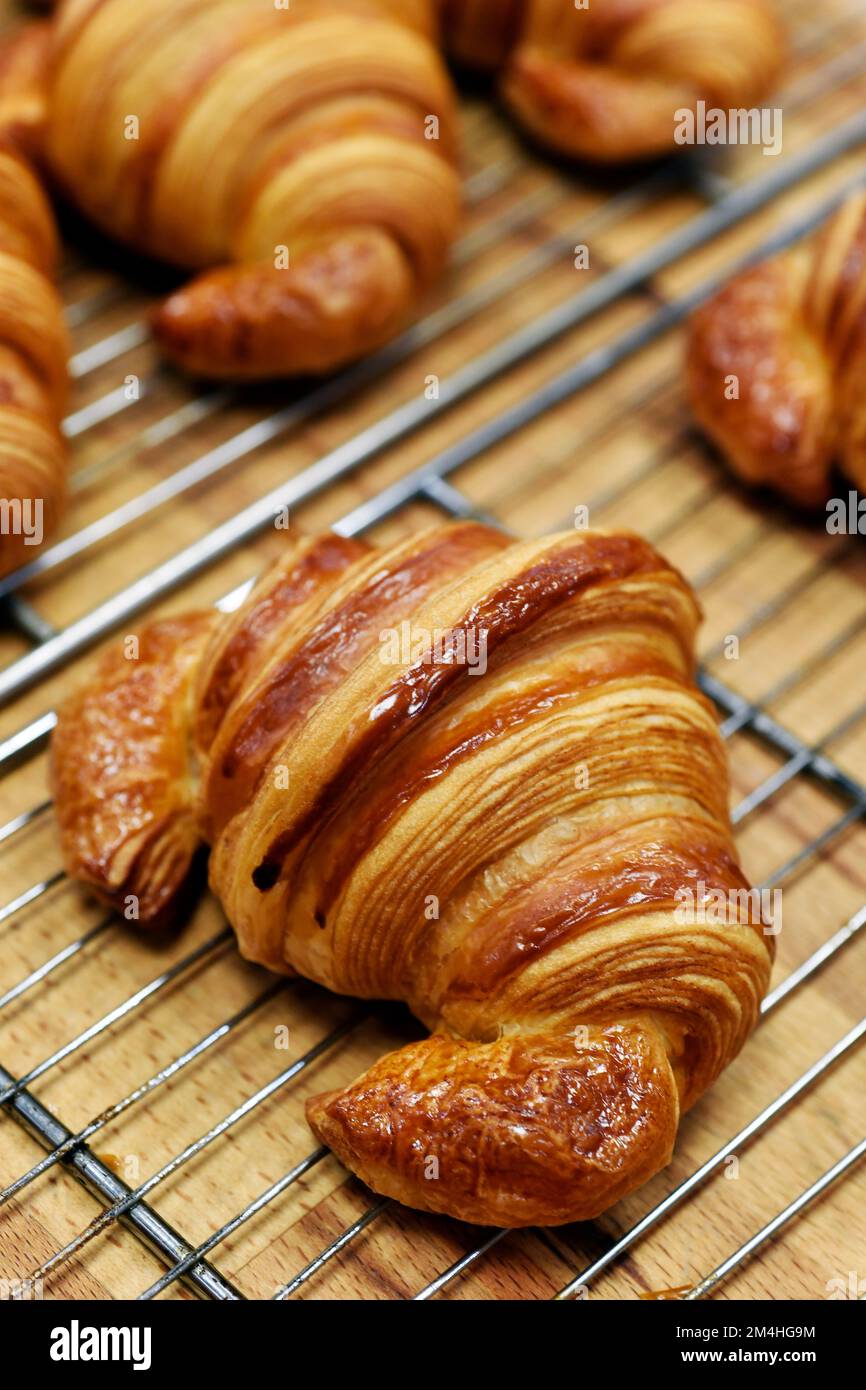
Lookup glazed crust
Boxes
[52,524,773,1226]
[0,28,69,580]
[52,612,218,924]
[442,0,785,162]
[688,191,866,506]
[308,1019,680,1227]
[43,0,460,380]
[151,229,417,380]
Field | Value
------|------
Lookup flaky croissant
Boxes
[0,29,69,581]
[52,523,773,1227]
[688,191,866,509]
[41,0,460,381]
[441,0,785,162]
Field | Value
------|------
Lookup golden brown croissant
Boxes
[0,28,69,581]
[442,0,785,162]
[51,523,773,1227]
[41,0,460,381]
[688,190,866,509]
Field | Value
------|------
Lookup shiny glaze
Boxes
[307,1017,680,1226]
[312,651,690,921]
[253,531,667,888]
[208,521,508,849]
[51,611,216,922]
[195,532,368,754]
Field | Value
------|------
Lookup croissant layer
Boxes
[688,190,866,505]
[52,524,773,1225]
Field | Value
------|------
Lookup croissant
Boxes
[441,0,785,162]
[0,29,69,581]
[40,0,460,381]
[51,523,773,1227]
[687,190,866,509]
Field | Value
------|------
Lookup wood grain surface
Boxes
[0,0,864,1301]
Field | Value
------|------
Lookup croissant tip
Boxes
[304,1089,336,1135]
[305,1090,350,1162]
[149,293,194,361]
[299,1022,691,1227]
[150,289,251,383]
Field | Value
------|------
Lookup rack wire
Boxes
[0,0,864,1300]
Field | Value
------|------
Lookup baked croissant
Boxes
[441,0,785,162]
[688,190,866,509]
[52,523,773,1227]
[41,0,460,380]
[0,28,69,581]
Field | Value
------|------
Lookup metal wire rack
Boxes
[0,0,865,1300]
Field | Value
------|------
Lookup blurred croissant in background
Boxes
[688,190,866,508]
[43,0,461,381]
[442,0,786,162]
[0,23,68,580]
[9,0,786,387]
[52,523,773,1226]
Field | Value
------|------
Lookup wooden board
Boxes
[0,0,864,1301]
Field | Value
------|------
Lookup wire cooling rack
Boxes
[0,0,865,1300]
